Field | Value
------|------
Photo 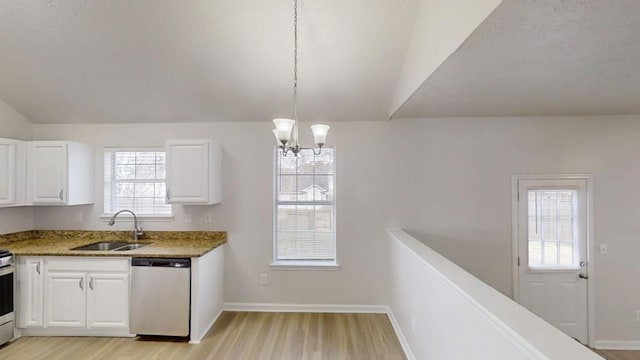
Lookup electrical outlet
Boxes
[636,310,640,322]
[184,214,192,224]
[260,273,268,285]
[600,244,608,254]
[204,213,212,223]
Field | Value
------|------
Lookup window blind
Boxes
[275,148,336,261]
[527,189,578,268]
[104,149,172,215]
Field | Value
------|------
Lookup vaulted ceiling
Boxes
[394,0,640,118]
[1,0,638,124]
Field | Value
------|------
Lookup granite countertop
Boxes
[0,230,227,258]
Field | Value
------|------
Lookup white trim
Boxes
[188,309,223,344]
[386,308,416,360]
[223,302,387,313]
[511,174,596,346]
[18,327,135,337]
[270,260,340,270]
[592,340,640,350]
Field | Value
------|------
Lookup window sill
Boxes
[99,214,175,222]
[270,260,340,271]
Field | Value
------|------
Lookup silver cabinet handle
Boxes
[79,278,84,289]
[36,263,40,275]
[166,188,170,201]
[59,189,64,200]
[89,277,94,290]
[579,273,589,279]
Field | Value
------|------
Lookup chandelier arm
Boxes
[312,145,323,156]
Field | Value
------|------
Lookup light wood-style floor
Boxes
[594,349,640,360]
[0,312,406,360]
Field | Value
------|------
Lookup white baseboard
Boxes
[592,340,640,350]
[18,327,135,338]
[387,309,416,360]
[223,302,388,313]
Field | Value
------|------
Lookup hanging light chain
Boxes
[273,0,328,157]
[292,0,299,146]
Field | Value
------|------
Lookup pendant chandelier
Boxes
[272,0,329,157]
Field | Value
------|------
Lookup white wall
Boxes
[28,115,640,343]
[390,0,502,116]
[32,121,396,306]
[388,228,603,360]
[0,99,33,235]
[390,115,640,344]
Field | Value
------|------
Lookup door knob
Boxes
[578,273,589,279]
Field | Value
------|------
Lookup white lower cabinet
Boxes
[46,272,86,328]
[17,256,130,335]
[86,273,129,329]
[17,257,44,328]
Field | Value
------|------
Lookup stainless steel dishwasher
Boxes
[130,258,191,336]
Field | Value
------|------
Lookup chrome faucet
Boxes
[108,210,144,241]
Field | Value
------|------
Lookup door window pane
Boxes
[528,190,578,268]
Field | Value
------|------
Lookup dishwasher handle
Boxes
[131,258,191,268]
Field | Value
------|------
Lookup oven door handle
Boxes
[0,265,15,277]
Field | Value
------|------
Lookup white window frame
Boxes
[101,147,174,221]
[271,147,339,270]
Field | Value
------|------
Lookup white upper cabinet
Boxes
[166,139,221,205]
[0,138,26,207]
[27,141,94,205]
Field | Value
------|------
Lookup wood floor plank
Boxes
[0,312,406,360]
[593,349,640,360]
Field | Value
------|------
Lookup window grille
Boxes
[274,148,336,261]
[104,149,172,215]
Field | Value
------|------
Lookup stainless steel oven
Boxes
[0,249,14,347]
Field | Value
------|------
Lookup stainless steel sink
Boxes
[71,241,150,251]
[114,243,149,251]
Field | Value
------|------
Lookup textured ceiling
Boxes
[3,0,638,124]
[393,0,640,118]
[0,0,417,124]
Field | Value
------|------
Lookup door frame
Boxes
[511,174,595,345]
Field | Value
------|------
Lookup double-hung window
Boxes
[103,148,172,216]
[273,148,336,266]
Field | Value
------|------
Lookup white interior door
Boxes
[516,178,589,344]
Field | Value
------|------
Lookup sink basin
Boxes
[71,241,150,251]
[114,243,148,251]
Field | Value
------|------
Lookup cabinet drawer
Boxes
[46,257,129,272]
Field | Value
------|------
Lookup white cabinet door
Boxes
[29,142,67,204]
[46,272,86,328]
[86,273,129,329]
[166,139,221,204]
[0,139,16,206]
[17,257,44,328]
